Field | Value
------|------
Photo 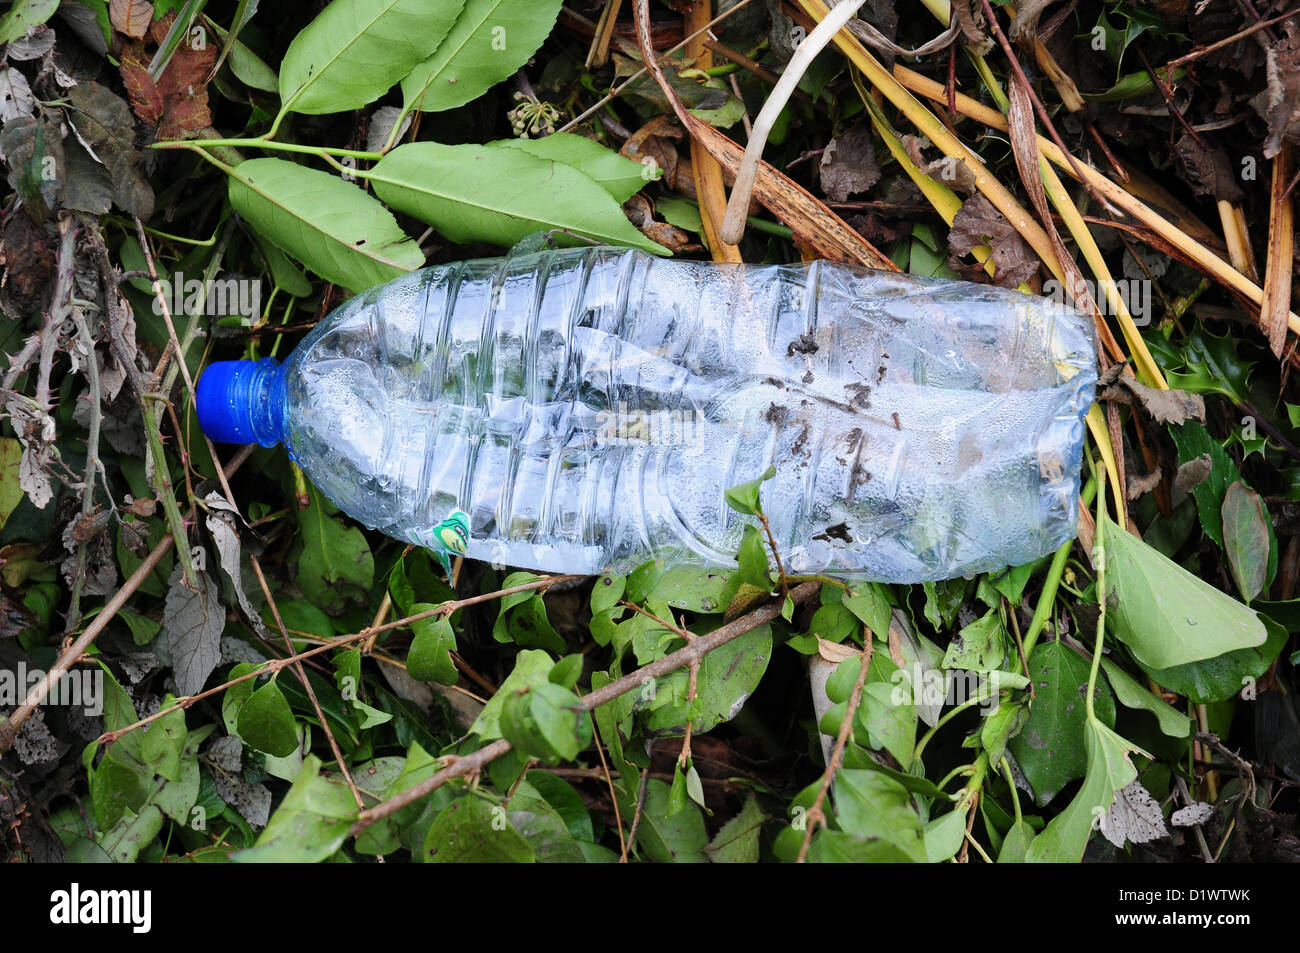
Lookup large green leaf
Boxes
[493,134,654,203]
[1009,640,1116,806]
[399,0,563,115]
[1102,514,1267,669]
[278,0,466,115]
[368,142,667,254]
[292,485,375,612]
[423,795,534,862]
[1025,720,1139,863]
[1139,615,1289,704]
[1221,481,1270,603]
[234,756,357,862]
[236,679,300,757]
[228,157,424,293]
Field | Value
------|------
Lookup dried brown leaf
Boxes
[819,124,880,201]
[947,193,1038,288]
[110,0,153,38]
[1171,131,1243,203]
[1098,363,1206,425]
[119,42,163,126]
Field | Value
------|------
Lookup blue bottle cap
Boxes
[196,359,285,447]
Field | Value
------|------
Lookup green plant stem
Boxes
[914,694,982,763]
[999,757,1022,824]
[1021,476,1097,659]
[1086,460,1107,723]
[153,138,384,163]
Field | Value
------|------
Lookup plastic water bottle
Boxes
[196,248,1096,582]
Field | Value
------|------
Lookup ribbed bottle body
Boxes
[278,249,1095,581]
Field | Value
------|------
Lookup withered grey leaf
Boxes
[1175,453,1213,492]
[66,82,154,218]
[0,67,35,122]
[163,562,225,696]
[6,25,56,61]
[819,124,880,202]
[204,491,268,638]
[1099,364,1206,426]
[213,771,272,828]
[1171,802,1216,827]
[1101,779,1168,848]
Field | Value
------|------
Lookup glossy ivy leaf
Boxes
[236,678,300,757]
[724,464,777,516]
[400,0,563,115]
[407,608,458,685]
[1008,640,1116,806]
[277,0,466,116]
[1025,721,1141,863]
[423,795,534,862]
[494,134,654,204]
[370,141,667,254]
[233,756,357,862]
[1102,513,1267,669]
[1222,481,1270,603]
[228,158,423,294]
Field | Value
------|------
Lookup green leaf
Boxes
[493,134,653,203]
[504,780,584,862]
[843,583,892,641]
[1009,640,1116,806]
[704,794,766,863]
[98,805,165,864]
[832,769,926,861]
[292,484,375,612]
[657,196,703,233]
[500,682,591,762]
[278,0,465,115]
[645,624,772,735]
[997,819,1035,862]
[1168,421,1239,549]
[855,682,917,767]
[423,795,535,863]
[1140,615,1289,704]
[470,649,554,739]
[1099,657,1192,738]
[221,662,262,734]
[1222,481,1270,603]
[369,142,667,254]
[407,608,458,684]
[228,157,423,294]
[942,610,1007,672]
[923,807,968,863]
[1102,513,1267,669]
[236,679,300,757]
[622,778,708,863]
[234,756,357,862]
[400,0,564,115]
[1025,721,1140,863]
[0,0,58,45]
[141,696,187,782]
[724,464,777,516]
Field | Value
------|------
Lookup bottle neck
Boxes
[243,358,287,448]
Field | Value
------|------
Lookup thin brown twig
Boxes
[1161,7,1300,77]
[795,640,873,862]
[350,581,820,835]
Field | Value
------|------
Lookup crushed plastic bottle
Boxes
[196,248,1096,582]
